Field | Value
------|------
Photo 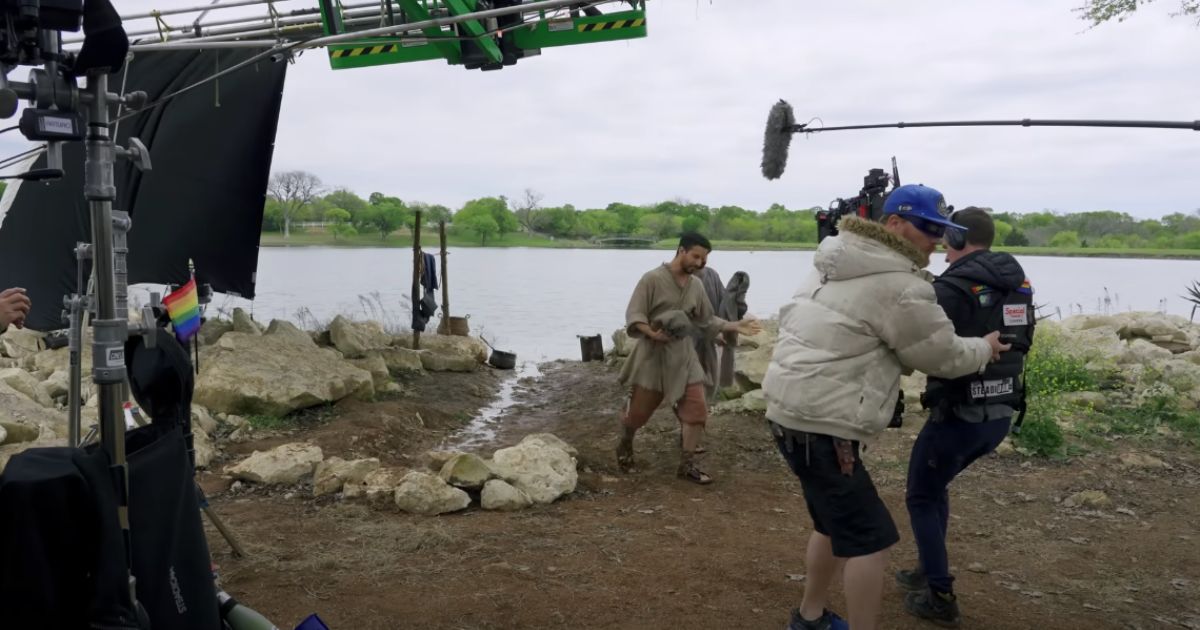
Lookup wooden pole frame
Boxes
[439,221,450,333]
[411,210,423,349]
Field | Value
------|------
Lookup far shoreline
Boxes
[258,232,1200,260]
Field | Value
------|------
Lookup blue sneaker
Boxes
[787,608,849,630]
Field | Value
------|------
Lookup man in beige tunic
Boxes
[617,232,761,484]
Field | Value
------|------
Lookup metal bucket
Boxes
[488,349,517,370]
[579,334,604,362]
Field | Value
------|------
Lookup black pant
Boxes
[905,411,1010,593]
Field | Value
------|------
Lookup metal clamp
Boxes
[91,318,129,384]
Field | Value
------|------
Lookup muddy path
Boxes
[205,361,1200,629]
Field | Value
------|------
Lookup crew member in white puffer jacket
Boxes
[764,184,1009,630]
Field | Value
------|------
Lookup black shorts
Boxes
[769,421,899,558]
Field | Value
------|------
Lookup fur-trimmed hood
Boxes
[814,215,929,281]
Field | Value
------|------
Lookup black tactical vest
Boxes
[927,276,1035,409]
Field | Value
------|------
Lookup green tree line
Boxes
[263,172,1200,249]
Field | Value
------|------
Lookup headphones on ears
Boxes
[945,209,967,250]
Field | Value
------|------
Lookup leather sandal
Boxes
[616,439,637,473]
[677,463,713,485]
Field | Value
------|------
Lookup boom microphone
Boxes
[759,99,1200,182]
[761,99,794,180]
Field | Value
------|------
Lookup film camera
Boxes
[815,159,899,243]
[1,0,131,176]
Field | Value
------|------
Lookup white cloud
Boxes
[2,0,1198,217]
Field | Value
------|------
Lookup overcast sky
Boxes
[4,0,1199,218]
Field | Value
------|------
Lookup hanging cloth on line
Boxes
[411,251,439,332]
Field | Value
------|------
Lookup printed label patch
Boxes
[1002,304,1028,326]
[970,378,1015,399]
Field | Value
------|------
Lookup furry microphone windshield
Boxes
[761,99,795,180]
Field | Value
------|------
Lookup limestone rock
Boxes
[0,420,44,446]
[714,388,767,414]
[223,414,250,430]
[1119,339,1173,365]
[344,467,408,506]
[438,453,495,490]
[394,471,471,516]
[377,347,425,375]
[192,426,216,470]
[329,315,391,359]
[28,344,91,379]
[742,389,768,412]
[1,327,44,359]
[1160,360,1200,394]
[734,343,773,389]
[481,479,533,511]
[0,368,55,408]
[42,370,70,401]
[418,348,478,373]
[350,353,394,392]
[1062,314,1121,332]
[226,442,323,485]
[0,380,65,442]
[900,372,928,400]
[194,331,374,416]
[1064,490,1111,509]
[519,433,578,457]
[191,406,219,435]
[1118,452,1166,470]
[611,328,634,357]
[230,308,263,335]
[198,318,234,346]
[394,333,488,364]
[424,450,463,472]
[490,435,578,504]
[265,319,317,347]
[1118,316,1192,353]
[313,457,381,497]
[737,319,778,350]
[0,414,60,474]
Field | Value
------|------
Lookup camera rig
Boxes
[815,157,900,243]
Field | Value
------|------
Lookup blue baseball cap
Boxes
[882,184,965,232]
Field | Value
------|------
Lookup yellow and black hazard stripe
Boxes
[330,43,399,58]
[577,17,645,32]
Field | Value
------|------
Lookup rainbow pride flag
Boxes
[162,277,201,343]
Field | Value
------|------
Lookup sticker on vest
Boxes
[970,378,1015,399]
[1002,304,1028,326]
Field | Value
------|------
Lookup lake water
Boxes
[202,247,1198,363]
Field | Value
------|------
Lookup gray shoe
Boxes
[905,588,962,628]
[895,567,928,591]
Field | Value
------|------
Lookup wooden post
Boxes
[439,221,449,333]
[411,210,423,350]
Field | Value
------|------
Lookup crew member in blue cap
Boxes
[762,184,1010,630]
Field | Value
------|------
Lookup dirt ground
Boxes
[203,361,1200,630]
